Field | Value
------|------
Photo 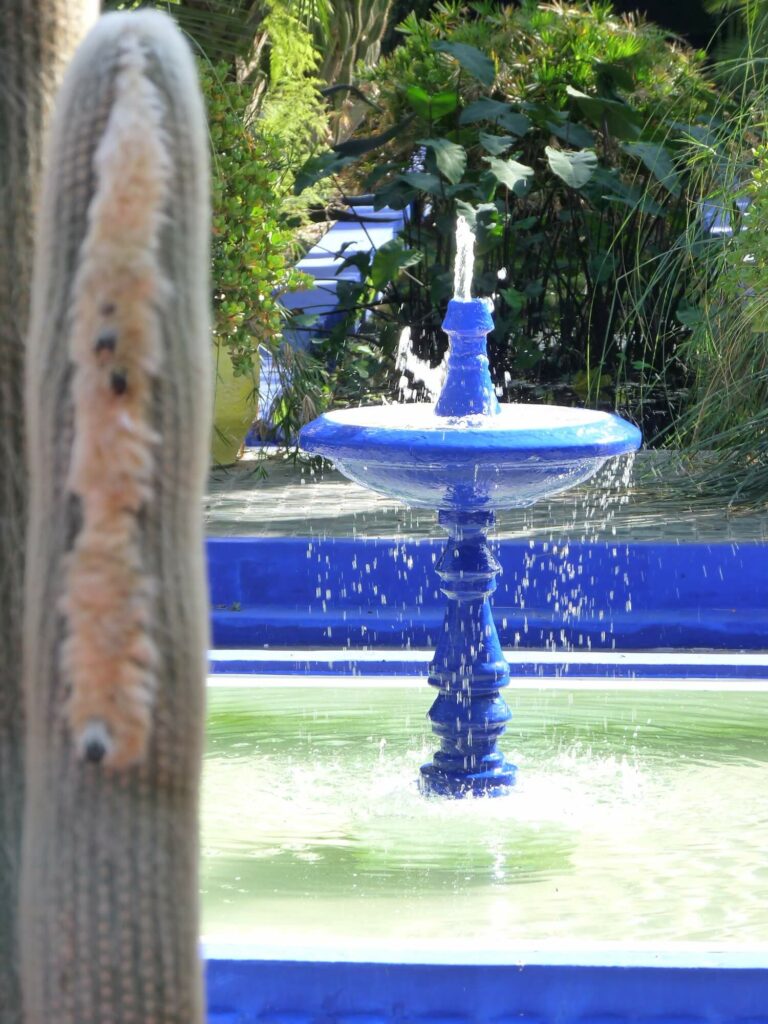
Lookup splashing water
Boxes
[396,326,446,401]
[453,215,475,301]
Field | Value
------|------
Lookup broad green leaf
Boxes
[404,85,431,118]
[405,85,459,121]
[545,146,598,189]
[588,252,617,284]
[294,150,356,194]
[290,313,320,328]
[497,110,531,135]
[621,141,681,196]
[337,252,371,276]
[460,97,509,123]
[370,239,422,291]
[364,162,399,189]
[670,120,721,148]
[432,40,495,86]
[459,99,530,136]
[483,156,534,195]
[429,270,453,306]
[398,171,444,193]
[417,137,467,185]
[444,182,483,198]
[566,86,641,141]
[546,120,595,148]
[373,179,418,211]
[479,132,516,155]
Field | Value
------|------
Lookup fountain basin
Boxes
[203,678,768,1022]
[299,403,641,510]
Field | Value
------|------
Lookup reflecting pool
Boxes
[201,682,768,955]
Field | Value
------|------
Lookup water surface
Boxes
[202,683,768,955]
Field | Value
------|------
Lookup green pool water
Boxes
[201,682,768,955]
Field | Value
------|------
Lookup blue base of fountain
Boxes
[419,757,517,797]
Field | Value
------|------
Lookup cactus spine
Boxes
[0,3,96,1020]
[22,11,211,1023]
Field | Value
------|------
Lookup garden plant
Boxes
[297,0,718,439]
[2,7,212,1022]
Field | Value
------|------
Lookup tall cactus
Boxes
[22,10,211,1023]
[0,3,96,1020]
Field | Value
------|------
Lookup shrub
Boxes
[203,60,310,381]
[297,0,715,435]
[673,129,768,504]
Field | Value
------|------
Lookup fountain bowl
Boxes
[299,402,642,511]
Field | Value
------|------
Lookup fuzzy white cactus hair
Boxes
[60,29,173,768]
[25,8,212,768]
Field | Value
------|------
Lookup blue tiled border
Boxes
[205,954,768,1023]
[207,536,768,653]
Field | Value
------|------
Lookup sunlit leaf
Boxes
[545,146,598,189]
[417,137,467,185]
[479,132,516,155]
[483,156,534,195]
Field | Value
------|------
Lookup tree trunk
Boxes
[21,11,211,1023]
[0,4,96,1020]
[320,0,394,142]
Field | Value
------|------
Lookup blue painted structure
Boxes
[208,536,768,657]
[299,297,640,795]
[205,952,768,1024]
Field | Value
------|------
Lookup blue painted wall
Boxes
[206,956,768,1024]
[208,537,768,650]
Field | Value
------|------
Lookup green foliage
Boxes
[655,1,768,506]
[673,139,768,503]
[296,0,714,430]
[202,61,309,378]
[257,0,330,212]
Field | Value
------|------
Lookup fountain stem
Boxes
[435,299,500,417]
[420,509,516,797]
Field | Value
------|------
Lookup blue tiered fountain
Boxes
[300,218,641,797]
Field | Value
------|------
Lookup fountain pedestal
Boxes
[420,508,516,797]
